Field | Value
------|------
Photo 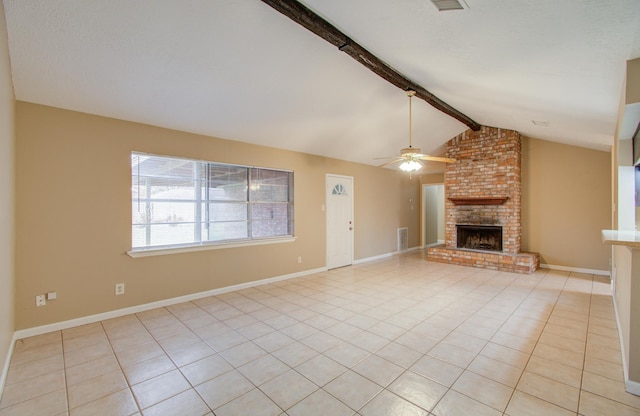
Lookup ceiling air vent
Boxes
[431,0,465,11]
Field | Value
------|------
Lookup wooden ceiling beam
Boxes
[260,0,481,131]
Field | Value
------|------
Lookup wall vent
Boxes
[397,227,409,252]
[431,0,465,11]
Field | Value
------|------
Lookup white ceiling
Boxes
[3,0,640,168]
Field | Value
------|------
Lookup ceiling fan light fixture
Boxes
[399,160,422,172]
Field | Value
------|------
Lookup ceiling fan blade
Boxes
[379,157,404,167]
[416,155,456,163]
[372,156,396,160]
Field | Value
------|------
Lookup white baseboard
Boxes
[626,379,640,396]
[540,263,610,276]
[353,246,419,265]
[14,267,327,340]
[0,332,17,399]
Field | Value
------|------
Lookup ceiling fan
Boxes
[376,90,455,171]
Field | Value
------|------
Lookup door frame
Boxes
[326,174,354,269]
[420,183,445,248]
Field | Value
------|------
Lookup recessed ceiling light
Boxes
[532,120,550,127]
[431,0,465,11]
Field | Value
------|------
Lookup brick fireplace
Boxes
[427,126,539,273]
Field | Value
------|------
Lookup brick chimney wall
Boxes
[445,127,521,254]
[427,126,539,274]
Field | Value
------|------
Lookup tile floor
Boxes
[1,251,640,415]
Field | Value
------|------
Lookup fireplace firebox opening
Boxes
[456,225,503,252]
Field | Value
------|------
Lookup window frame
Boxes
[128,152,295,257]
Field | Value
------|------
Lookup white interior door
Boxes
[326,174,354,269]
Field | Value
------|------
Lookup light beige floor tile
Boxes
[588,323,619,339]
[367,321,406,340]
[219,341,267,367]
[271,341,318,367]
[442,331,488,354]
[543,322,587,341]
[387,370,447,412]
[348,331,389,353]
[2,258,632,416]
[1,370,64,409]
[581,371,640,410]
[66,354,121,386]
[63,331,110,353]
[516,371,579,412]
[195,369,253,410]
[114,341,164,367]
[4,353,64,386]
[586,343,623,364]
[259,369,318,410]
[0,388,67,416]
[215,388,281,416]
[467,354,522,387]
[180,353,233,386]
[295,354,347,386]
[68,369,128,409]
[532,342,584,369]
[237,354,290,386]
[505,390,575,416]
[588,332,621,351]
[359,390,427,416]
[579,390,640,416]
[432,389,502,416]
[324,342,369,368]
[123,354,176,386]
[156,331,200,353]
[12,332,61,353]
[10,340,62,367]
[166,341,215,367]
[452,370,513,412]
[324,370,382,411]
[584,355,624,381]
[64,341,113,368]
[538,331,586,353]
[428,342,477,368]
[394,331,439,354]
[141,389,209,416]
[131,369,190,410]
[525,355,582,388]
[374,342,422,369]
[286,389,354,416]
[481,342,530,368]
[300,331,342,353]
[69,388,138,416]
[110,332,156,353]
[352,354,404,387]
[410,355,464,387]
[252,331,296,353]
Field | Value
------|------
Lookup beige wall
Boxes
[521,136,611,271]
[0,1,15,383]
[14,102,420,329]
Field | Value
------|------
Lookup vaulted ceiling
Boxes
[3,0,640,168]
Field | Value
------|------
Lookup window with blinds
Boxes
[131,152,294,250]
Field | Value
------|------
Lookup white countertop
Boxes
[601,230,640,248]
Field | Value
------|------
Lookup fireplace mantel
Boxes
[448,197,509,205]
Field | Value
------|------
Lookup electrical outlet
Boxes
[35,295,46,307]
[115,283,125,296]
[297,256,302,264]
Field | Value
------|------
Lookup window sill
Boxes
[127,236,297,258]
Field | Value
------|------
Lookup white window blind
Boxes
[131,152,294,250]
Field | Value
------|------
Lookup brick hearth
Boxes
[427,126,539,274]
